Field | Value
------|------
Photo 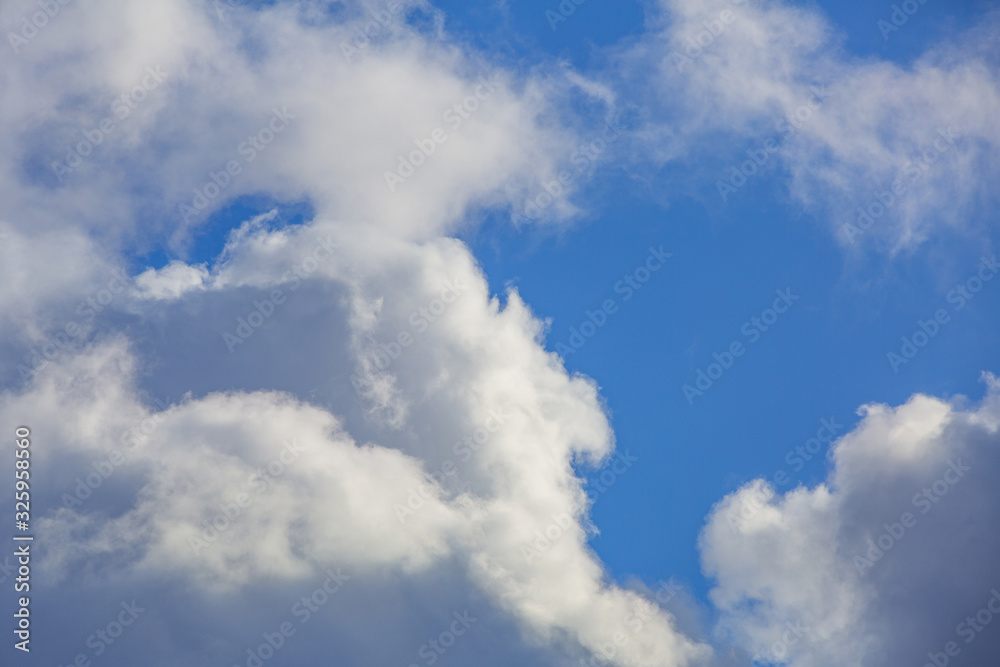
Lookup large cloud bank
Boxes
[1,0,998,665]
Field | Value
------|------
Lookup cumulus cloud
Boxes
[0,212,712,665]
[3,0,999,665]
[702,375,1000,666]
[0,0,696,663]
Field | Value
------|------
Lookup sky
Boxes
[1,0,999,666]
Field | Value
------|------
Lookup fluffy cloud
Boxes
[1,0,588,251]
[626,0,1000,251]
[0,213,712,666]
[3,0,999,665]
[702,375,1000,666]
[0,1,700,664]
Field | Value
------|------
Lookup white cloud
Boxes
[134,261,210,300]
[0,0,591,251]
[0,216,711,666]
[4,0,1000,665]
[626,0,1000,251]
[702,375,1000,665]
[0,1,691,663]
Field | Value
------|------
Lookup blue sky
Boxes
[174,0,1000,600]
[3,1,1000,666]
